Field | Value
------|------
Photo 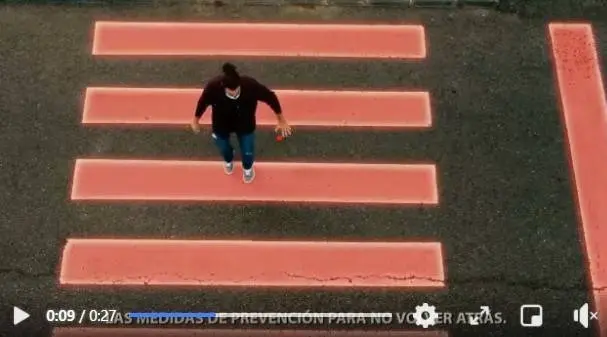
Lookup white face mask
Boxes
[225,88,241,100]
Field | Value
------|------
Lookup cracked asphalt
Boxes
[0,2,606,337]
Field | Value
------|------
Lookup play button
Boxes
[13,306,30,325]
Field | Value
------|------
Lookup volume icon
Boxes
[574,303,591,328]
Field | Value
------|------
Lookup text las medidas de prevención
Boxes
[101,311,505,326]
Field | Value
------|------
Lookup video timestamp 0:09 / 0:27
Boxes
[46,309,122,324]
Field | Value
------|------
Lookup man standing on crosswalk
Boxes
[191,63,292,183]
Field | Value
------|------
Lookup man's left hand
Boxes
[275,121,293,137]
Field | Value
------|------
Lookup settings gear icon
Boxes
[413,303,439,328]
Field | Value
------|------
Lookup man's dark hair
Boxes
[222,63,240,90]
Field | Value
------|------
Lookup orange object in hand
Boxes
[276,135,284,142]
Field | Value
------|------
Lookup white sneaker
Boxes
[243,167,255,183]
[224,162,234,175]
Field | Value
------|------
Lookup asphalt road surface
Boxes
[0,3,606,337]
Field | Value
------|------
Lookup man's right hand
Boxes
[190,121,201,134]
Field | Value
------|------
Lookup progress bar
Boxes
[127,312,393,319]
[52,328,449,337]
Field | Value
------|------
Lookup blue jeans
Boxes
[212,132,255,170]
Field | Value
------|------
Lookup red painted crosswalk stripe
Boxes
[549,23,607,335]
[59,239,445,287]
[93,22,426,59]
[53,328,449,337]
[71,159,438,204]
[83,88,432,128]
